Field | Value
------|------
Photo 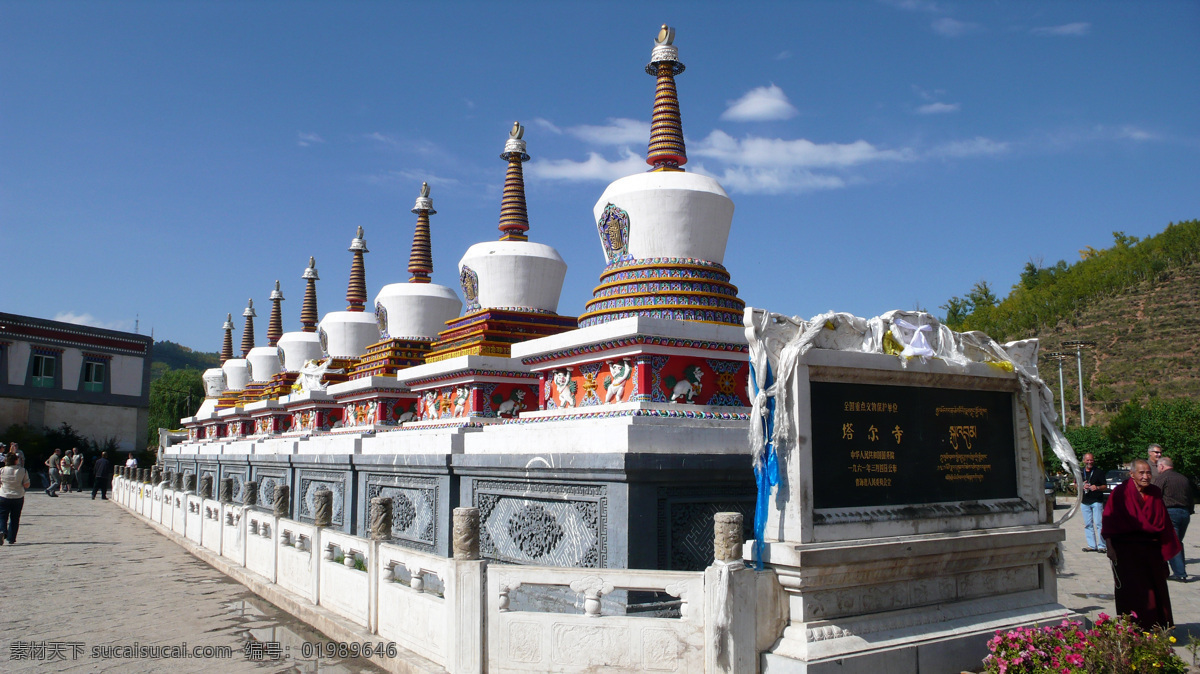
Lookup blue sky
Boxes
[2,1,1197,352]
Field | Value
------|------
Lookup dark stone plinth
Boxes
[174,472,184,491]
[185,474,197,493]
[200,475,213,499]
[151,467,162,484]
[312,489,333,528]
[219,477,234,504]
[273,485,290,518]
[369,497,392,541]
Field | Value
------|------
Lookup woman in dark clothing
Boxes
[1102,458,1181,630]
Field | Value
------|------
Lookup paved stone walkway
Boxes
[1055,496,1200,667]
[0,489,382,673]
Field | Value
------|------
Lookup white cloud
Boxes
[1031,22,1090,37]
[932,17,980,37]
[1115,126,1156,141]
[881,0,943,13]
[774,50,792,61]
[692,130,914,168]
[916,102,961,115]
[54,312,133,332]
[566,118,651,146]
[527,149,646,182]
[532,118,563,135]
[928,137,1009,158]
[297,132,325,147]
[695,165,847,195]
[721,85,799,122]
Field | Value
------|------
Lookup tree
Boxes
[148,368,205,445]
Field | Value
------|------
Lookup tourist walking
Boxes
[92,451,113,500]
[0,452,31,545]
[1153,455,1194,581]
[44,448,62,496]
[1080,453,1108,553]
[1102,458,1180,630]
[59,449,74,493]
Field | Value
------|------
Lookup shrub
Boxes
[983,613,1185,674]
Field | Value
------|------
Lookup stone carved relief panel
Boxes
[474,480,606,568]
[252,468,288,507]
[550,623,632,667]
[507,621,542,663]
[656,489,754,571]
[298,470,346,526]
[365,474,438,552]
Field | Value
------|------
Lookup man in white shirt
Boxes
[125,454,138,469]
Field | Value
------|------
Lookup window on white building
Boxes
[32,353,56,388]
[83,360,106,392]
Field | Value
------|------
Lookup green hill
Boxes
[941,219,1200,427]
[150,340,219,380]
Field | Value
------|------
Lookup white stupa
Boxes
[317,226,379,359]
[373,182,462,341]
[576,25,744,328]
[276,257,324,371]
[221,305,253,391]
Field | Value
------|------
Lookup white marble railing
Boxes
[487,565,708,673]
[111,474,753,674]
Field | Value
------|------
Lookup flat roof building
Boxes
[0,312,153,451]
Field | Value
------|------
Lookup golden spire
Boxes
[220,314,234,364]
[300,257,319,332]
[346,226,369,311]
[645,24,687,171]
[498,122,531,241]
[240,299,256,356]
[408,182,435,283]
[267,280,285,346]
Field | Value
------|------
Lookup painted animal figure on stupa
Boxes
[396,402,418,424]
[604,359,632,403]
[665,364,703,404]
[494,389,527,418]
[553,369,577,408]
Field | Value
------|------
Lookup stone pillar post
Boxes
[219,477,234,504]
[185,474,197,493]
[453,507,480,560]
[312,489,332,528]
[273,485,290,518]
[369,497,393,541]
[243,481,258,507]
[151,467,162,484]
[714,512,744,563]
[200,475,213,499]
[174,472,184,491]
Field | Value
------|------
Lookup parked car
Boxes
[1106,469,1130,489]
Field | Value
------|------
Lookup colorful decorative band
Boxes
[519,335,747,365]
[577,307,743,328]
[584,293,746,313]
[591,279,741,299]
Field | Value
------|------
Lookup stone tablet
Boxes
[810,381,1018,509]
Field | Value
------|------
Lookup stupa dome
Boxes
[578,26,744,328]
[223,358,251,391]
[317,227,379,359]
[374,183,463,339]
[456,122,567,314]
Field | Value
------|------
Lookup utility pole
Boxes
[1044,352,1072,429]
[1062,340,1097,427]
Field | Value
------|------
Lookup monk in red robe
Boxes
[1102,458,1181,630]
